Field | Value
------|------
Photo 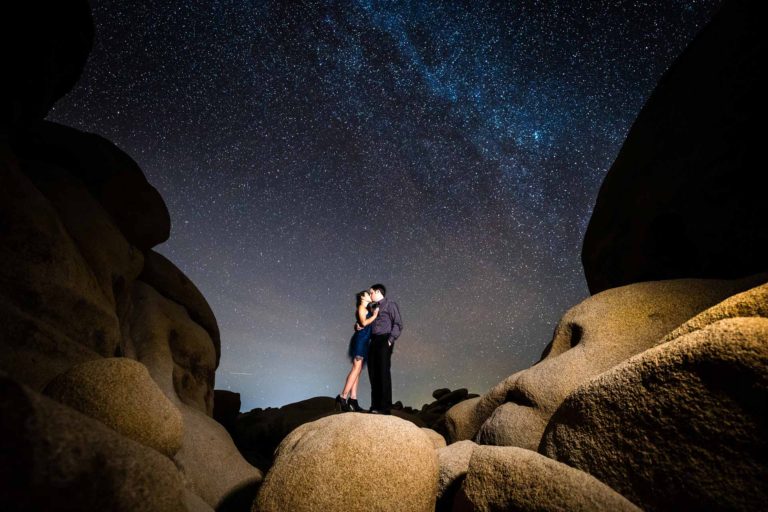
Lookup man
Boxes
[363,283,403,414]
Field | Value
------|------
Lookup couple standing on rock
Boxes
[336,284,403,414]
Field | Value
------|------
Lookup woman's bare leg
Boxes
[341,359,364,398]
[351,365,363,399]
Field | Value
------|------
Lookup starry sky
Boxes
[49,0,722,411]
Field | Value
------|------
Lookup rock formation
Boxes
[540,314,768,510]
[447,274,765,447]
[0,1,260,510]
[255,414,439,512]
[454,446,641,512]
[581,0,768,294]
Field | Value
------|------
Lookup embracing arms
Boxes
[357,305,379,327]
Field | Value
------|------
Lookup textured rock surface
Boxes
[422,427,447,449]
[0,150,120,389]
[0,375,186,512]
[140,249,221,364]
[582,0,768,294]
[44,357,183,457]
[126,281,261,507]
[255,413,439,512]
[540,317,768,511]
[659,280,768,344]
[455,446,640,512]
[444,396,481,443]
[437,440,476,498]
[474,276,763,449]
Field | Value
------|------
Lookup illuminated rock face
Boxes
[256,414,439,512]
[460,274,766,449]
[541,314,768,511]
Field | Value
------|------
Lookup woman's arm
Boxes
[357,305,378,326]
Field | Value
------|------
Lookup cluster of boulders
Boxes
[2,0,767,511]
[216,388,476,472]
[0,2,259,511]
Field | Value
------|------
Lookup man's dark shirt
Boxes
[371,297,403,344]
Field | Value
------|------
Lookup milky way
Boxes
[49,0,722,410]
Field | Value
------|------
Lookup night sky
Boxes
[49,0,722,410]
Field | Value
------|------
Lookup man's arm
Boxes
[388,301,403,345]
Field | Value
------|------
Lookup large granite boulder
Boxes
[0,150,123,389]
[444,397,481,443]
[10,121,171,250]
[0,1,93,132]
[582,0,768,294]
[127,281,261,508]
[472,275,764,449]
[0,375,186,512]
[436,440,476,511]
[44,357,183,457]
[255,413,439,512]
[140,249,221,365]
[454,446,640,512]
[540,316,768,510]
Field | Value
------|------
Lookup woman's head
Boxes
[356,290,371,306]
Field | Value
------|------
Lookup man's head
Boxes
[369,283,386,302]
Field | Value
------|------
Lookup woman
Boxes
[336,290,379,412]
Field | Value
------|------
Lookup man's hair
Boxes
[370,283,387,297]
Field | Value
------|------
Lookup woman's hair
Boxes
[356,290,369,306]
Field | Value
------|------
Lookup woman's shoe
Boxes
[348,398,364,412]
[335,394,352,412]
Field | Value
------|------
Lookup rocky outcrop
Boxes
[422,427,447,449]
[471,275,764,449]
[455,446,640,512]
[0,375,186,512]
[444,396,481,443]
[11,121,170,251]
[43,357,183,457]
[540,316,768,511]
[0,1,93,132]
[582,0,768,294]
[255,413,439,512]
[436,440,476,509]
[126,280,261,507]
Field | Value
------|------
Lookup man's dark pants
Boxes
[368,333,393,411]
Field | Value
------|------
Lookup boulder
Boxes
[126,281,261,508]
[474,275,764,450]
[10,121,170,250]
[255,413,439,512]
[454,446,640,512]
[444,396,481,443]
[540,317,768,511]
[213,389,242,432]
[140,249,221,364]
[0,149,119,390]
[422,427,447,449]
[0,1,93,131]
[44,357,183,457]
[0,375,186,512]
[582,0,768,294]
[436,440,476,499]
[432,388,451,399]
[659,280,768,344]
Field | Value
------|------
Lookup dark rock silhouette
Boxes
[582,0,768,294]
[0,1,93,132]
[10,121,171,251]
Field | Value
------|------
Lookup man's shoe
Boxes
[349,398,364,412]
[369,408,381,414]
